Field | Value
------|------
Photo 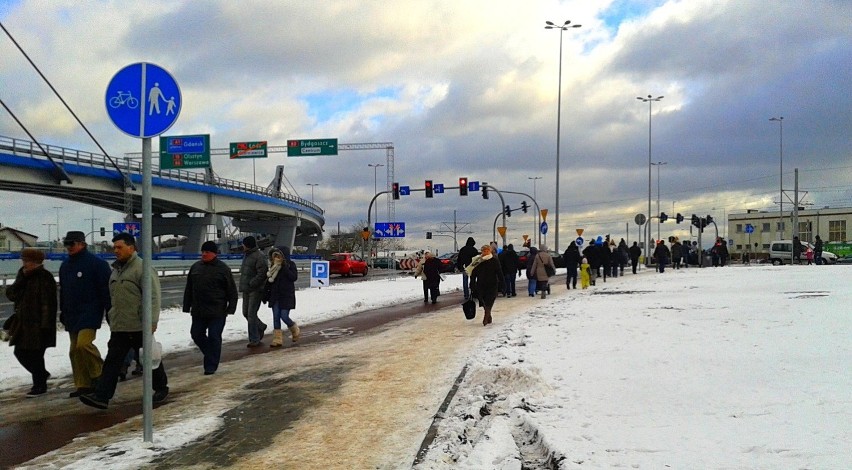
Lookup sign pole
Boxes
[141,137,154,441]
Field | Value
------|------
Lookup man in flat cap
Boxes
[59,230,112,398]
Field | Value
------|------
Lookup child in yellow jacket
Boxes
[580,257,591,289]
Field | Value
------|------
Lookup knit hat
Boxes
[201,241,218,253]
[21,248,45,263]
[63,231,86,245]
[242,236,257,249]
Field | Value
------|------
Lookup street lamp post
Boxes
[770,116,783,239]
[53,205,63,246]
[305,183,319,203]
[528,176,542,246]
[545,19,581,253]
[637,94,663,264]
[368,163,384,224]
[42,223,56,252]
[651,161,667,241]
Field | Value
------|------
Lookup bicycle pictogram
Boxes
[108,90,140,109]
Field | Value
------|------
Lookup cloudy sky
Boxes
[1,0,850,253]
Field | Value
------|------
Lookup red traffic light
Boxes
[425,180,433,198]
[459,177,468,196]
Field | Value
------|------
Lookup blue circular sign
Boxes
[744,224,754,234]
[576,236,584,246]
[106,63,181,138]
[540,221,548,235]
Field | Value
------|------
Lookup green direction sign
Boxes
[287,138,338,157]
[159,134,210,169]
[229,141,268,159]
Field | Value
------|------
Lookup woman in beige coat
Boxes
[530,245,556,298]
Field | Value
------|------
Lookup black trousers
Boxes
[14,346,49,388]
[95,331,168,402]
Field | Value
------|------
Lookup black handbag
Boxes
[262,282,273,304]
[462,299,476,320]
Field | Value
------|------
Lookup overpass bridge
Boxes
[0,135,325,253]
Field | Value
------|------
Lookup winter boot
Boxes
[270,329,284,348]
[289,324,301,343]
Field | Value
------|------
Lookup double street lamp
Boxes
[305,183,319,203]
[545,19,581,252]
[769,116,783,239]
[368,163,384,224]
[637,94,663,264]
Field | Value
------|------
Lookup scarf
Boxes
[267,259,282,282]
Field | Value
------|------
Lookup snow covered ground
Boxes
[2,265,850,469]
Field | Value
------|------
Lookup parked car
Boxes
[436,252,458,273]
[836,255,852,264]
[371,256,399,270]
[515,249,564,269]
[328,252,369,276]
[768,240,837,265]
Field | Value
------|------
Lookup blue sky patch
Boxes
[303,87,401,123]
[599,0,664,31]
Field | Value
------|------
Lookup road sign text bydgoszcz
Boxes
[287,138,338,156]
[229,141,268,159]
[159,134,210,169]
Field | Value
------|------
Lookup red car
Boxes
[328,253,368,277]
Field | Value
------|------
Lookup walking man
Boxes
[240,236,268,347]
[183,241,238,374]
[59,231,112,398]
[80,233,168,409]
[456,237,478,300]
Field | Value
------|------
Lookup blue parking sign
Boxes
[311,260,330,288]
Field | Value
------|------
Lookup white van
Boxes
[769,240,837,265]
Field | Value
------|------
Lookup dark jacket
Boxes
[240,246,268,293]
[671,242,683,259]
[498,247,520,276]
[183,257,238,318]
[583,244,600,269]
[563,243,581,269]
[525,247,539,279]
[456,237,478,271]
[59,247,111,332]
[470,255,504,308]
[629,243,642,261]
[5,265,57,350]
[268,247,298,310]
[654,243,671,261]
[421,257,442,289]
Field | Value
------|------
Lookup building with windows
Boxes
[728,207,851,258]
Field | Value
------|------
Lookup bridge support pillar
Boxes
[146,214,214,254]
[234,218,299,249]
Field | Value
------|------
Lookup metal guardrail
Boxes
[0,135,323,214]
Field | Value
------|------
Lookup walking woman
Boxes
[267,246,300,347]
[4,248,57,397]
[470,245,504,326]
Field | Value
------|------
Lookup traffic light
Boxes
[425,180,433,198]
[482,182,489,199]
[691,214,700,228]
[706,215,714,224]
[392,182,400,200]
[99,227,105,236]
[676,213,684,224]
[660,212,668,223]
[505,205,512,217]
[426,231,432,239]
[521,201,528,213]
[459,177,468,196]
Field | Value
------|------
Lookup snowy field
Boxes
[2,265,850,469]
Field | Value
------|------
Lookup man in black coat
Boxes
[183,241,238,375]
[456,237,478,300]
[628,241,642,274]
[562,241,581,289]
[498,244,520,297]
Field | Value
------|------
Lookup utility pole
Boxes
[437,210,472,252]
[84,206,99,246]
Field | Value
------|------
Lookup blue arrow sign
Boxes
[374,222,406,238]
[113,222,141,237]
[399,186,411,196]
[434,183,444,194]
[576,236,584,246]
[469,181,480,192]
[106,62,181,138]
[745,224,754,234]
[540,221,548,235]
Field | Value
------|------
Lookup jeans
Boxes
[462,272,471,299]
[68,329,103,389]
[190,316,227,373]
[565,266,577,288]
[242,290,266,343]
[527,278,537,296]
[271,302,295,329]
[95,331,168,402]
[503,274,516,296]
